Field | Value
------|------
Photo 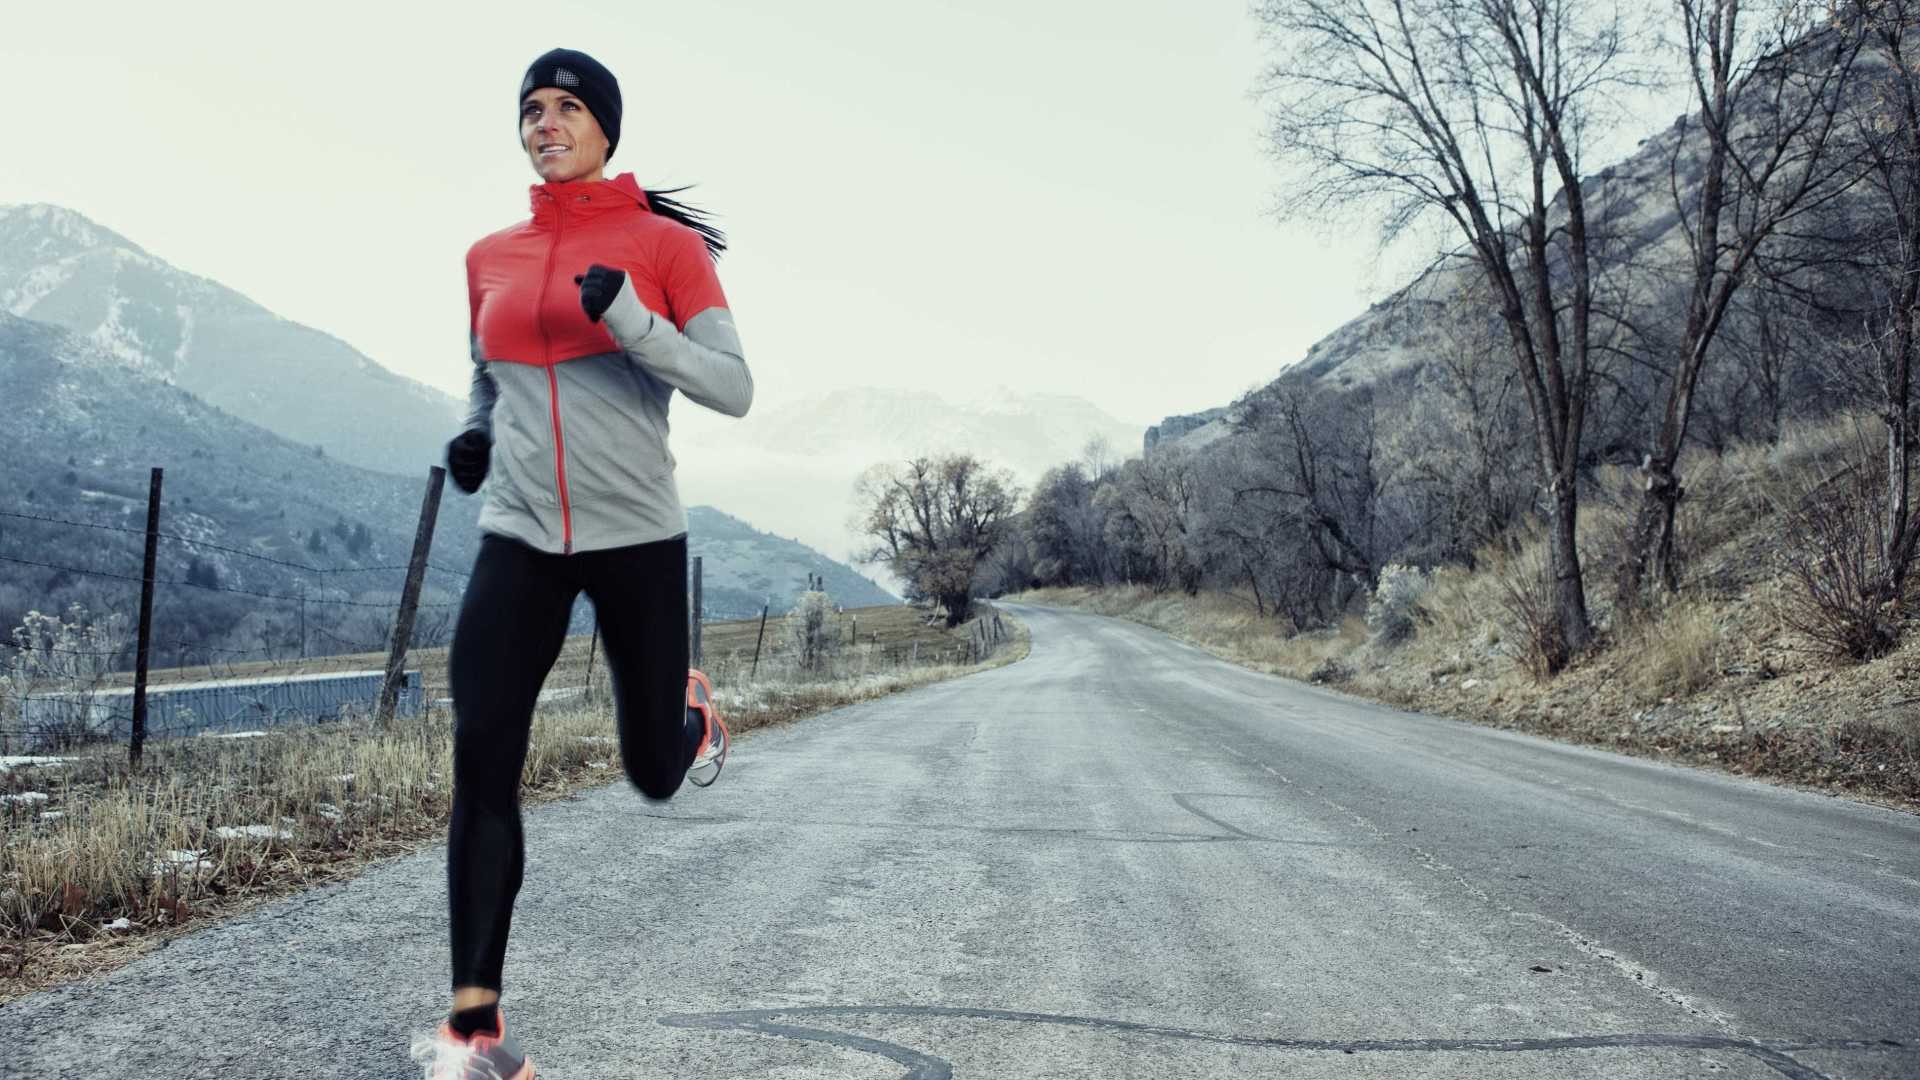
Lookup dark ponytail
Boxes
[643,186,727,260]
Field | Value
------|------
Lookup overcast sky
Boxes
[0,0,1442,430]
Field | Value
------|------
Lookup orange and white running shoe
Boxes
[411,1010,535,1080]
[686,668,729,788]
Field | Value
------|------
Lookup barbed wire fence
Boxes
[0,466,465,760]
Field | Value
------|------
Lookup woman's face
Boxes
[521,87,609,184]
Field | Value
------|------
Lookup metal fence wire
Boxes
[12,670,424,750]
[1,465,457,758]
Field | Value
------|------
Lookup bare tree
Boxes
[1257,0,1641,664]
[1408,295,1532,559]
[1101,449,1206,594]
[1825,0,1920,609]
[1081,434,1118,485]
[1233,383,1383,598]
[1191,439,1322,621]
[1026,463,1107,587]
[1616,0,1866,607]
[855,454,1022,626]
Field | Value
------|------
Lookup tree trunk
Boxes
[1618,452,1684,607]
[1550,478,1594,658]
[1883,276,1918,603]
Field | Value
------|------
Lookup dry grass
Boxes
[0,603,1028,1001]
[1624,600,1730,705]
[1017,585,1367,681]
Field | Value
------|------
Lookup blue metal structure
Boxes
[15,670,424,748]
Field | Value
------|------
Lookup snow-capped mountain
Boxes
[0,204,461,477]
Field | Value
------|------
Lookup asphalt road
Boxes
[6,601,1919,1079]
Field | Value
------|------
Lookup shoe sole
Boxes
[687,719,728,788]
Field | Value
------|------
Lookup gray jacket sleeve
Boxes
[461,331,498,435]
[601,277,754,418]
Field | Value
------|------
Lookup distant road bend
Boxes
[7,601,1918,1079]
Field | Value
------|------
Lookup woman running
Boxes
[415,46,753,1080]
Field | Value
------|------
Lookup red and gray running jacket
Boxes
[461,172,752,554]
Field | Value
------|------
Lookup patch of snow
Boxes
[3,259,77,316]
[0,756,74,772]
[331,773,355,784]
[39,811,64,822]
[314,803,344,822]
[537,686,585,704]
[2,792,50,805]
[203,730,267,739]
[174,303,195,368]
[150,849,212,877]
[214,824,293,842]
[86,295,156,370]
[105,918,132,933]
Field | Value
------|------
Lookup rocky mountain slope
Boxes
[0,204,462,477]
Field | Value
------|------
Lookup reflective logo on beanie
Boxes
[554,67,580,87]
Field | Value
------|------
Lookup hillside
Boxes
[0,311,485,659]
[687,505,896,617]
[0,204,462,477]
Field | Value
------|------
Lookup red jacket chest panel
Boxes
[470,215,675,367]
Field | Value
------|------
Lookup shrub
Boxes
[4,603,128,751]
[1777,464,1909,661]
[781,590,840,675]
[1491,538,1569,678]
[1308,657,1352,684]
[1366,564,1431,645]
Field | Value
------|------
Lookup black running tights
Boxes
[446,531,692,991]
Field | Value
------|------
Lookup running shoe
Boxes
[411,1010,535,1080]
[686,668,729,788]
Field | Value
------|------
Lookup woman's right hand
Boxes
[446,429,492,494]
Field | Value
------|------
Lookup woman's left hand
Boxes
[574,264,627,323]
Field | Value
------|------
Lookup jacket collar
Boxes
[528,171,651,224]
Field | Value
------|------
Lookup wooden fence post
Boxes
[378,465,445,727]
[691,555,704,668]
[750,601,769,680]
[584,621,599,703]
[130,467,162,767]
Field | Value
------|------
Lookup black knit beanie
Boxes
[519,48,622,162]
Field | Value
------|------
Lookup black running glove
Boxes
[445,429,491,494]
[574,264,626,323]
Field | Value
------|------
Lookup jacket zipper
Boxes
[536,198,575,554]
